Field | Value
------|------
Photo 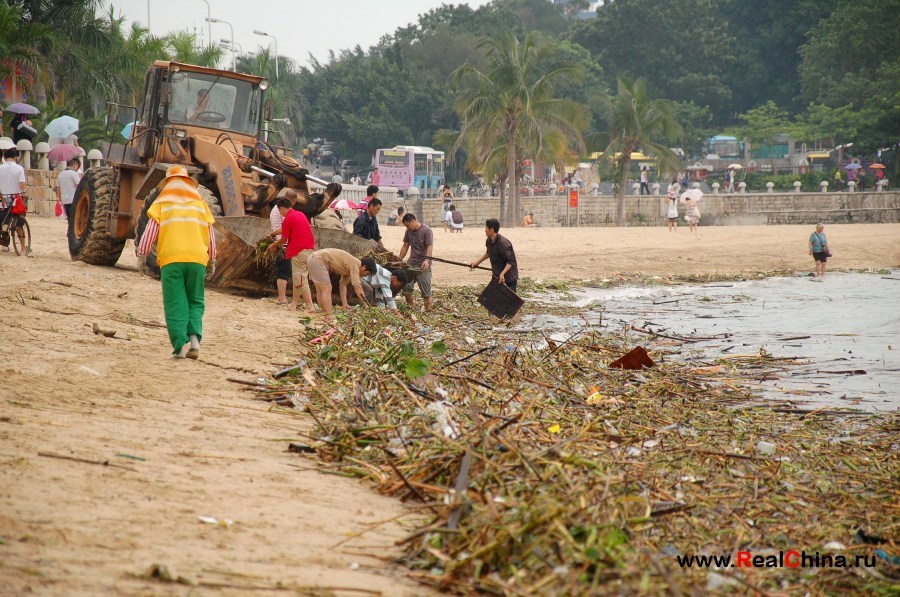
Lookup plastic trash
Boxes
[756,441,776,455]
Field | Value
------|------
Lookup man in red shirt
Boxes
[267,198,316,312]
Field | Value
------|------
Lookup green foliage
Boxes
[795,0,900,156]
[720,0,836,114]
[798,0,900,108]
[405,358,431,379]
[740,171,830,192]
[569,0,736,117]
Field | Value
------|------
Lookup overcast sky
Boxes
[108,0,491,68]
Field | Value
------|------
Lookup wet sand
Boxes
[1,217,897,594]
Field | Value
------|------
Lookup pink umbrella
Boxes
[329,199,361,210]
[47,144,81,162]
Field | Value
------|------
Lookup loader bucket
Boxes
[207,215,385,294]
[208,216,272,292]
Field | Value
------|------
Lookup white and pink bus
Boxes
[374,146,444,194]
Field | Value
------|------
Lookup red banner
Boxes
[568,187,578,208]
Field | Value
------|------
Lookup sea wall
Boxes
[379,191,900,229]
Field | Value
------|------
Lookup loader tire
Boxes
[68,167,127,265]
[135,184,221,278]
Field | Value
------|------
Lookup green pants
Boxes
[161,262,206,353]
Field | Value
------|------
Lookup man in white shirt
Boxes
[0,148,27,252]
[56,157,82,223]
[331,171,343,184]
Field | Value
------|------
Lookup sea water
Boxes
[527,272,900,411]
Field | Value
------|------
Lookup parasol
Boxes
[844,163,862,170]
[44,115,79,139]
[47,144,81,162]
[868,163,885,169]
[329,199,361,210]
[4,102,40,115]
[120,121,136,139]
[679,188,704,203]
[727,163,743,170]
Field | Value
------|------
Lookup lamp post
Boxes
[220,39,243,62]
[146,0,151,28]
[206,17,234,71]
[199,0,211,48]
[252,30,279,79]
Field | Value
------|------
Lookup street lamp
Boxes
[206,17,234,71]
[252,30,279,79]
[220,38,243,68]
[199,0,211,48]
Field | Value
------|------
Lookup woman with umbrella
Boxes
[6,103,40,144]
[45,115,80,148]
[680,188,703,233]
[871,163,886,188]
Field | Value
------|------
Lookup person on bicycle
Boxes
[0,147,27,253]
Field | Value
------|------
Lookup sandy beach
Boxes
[378,221,900,286]
[1,216,898,595]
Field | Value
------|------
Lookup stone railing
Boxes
[23,167,899,228]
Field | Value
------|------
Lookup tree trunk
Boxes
[498,176,506,220]
[33,81,48,107]
[615,156,632,227]
[506,136,517,225]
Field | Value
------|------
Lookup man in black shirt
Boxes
[352,197,384,250]
[469,218,518,292]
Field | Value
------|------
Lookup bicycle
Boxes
[0,194,31,257]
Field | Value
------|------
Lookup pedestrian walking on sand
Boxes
[398,213,434,312]
[137,165,217,359]
[685,198,700,233]
[666,179,679,232]
[808,223,830,279]
[469,218,519,293]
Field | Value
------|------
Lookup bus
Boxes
[374,146,444,193]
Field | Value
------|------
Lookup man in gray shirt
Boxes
[398,213,434,312]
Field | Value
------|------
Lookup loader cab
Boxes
[134,62,267,161]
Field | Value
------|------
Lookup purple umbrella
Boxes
[4,102,40,115]
[47,144,81,162]
[843,163,863,170]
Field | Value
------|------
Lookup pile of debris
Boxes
[250,287,899,595]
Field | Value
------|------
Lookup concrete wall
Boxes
[377,191,900,229]
[25,169,60,216]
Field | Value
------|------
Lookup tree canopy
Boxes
[3,0,896,180]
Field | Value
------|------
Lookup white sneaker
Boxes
[174,342,190,358]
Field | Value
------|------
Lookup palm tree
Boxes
[447,33,588,223]
[166,31,224,68]
[595,77,683,226]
